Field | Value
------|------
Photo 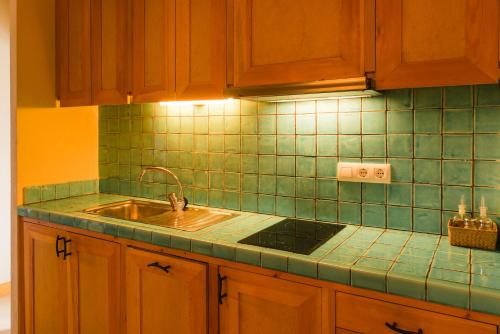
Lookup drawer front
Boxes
[336,292,497,334]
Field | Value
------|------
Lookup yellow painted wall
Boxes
[16,0,99,204]
[16,107,99,204]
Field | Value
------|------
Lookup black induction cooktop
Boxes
[238,219,346,255]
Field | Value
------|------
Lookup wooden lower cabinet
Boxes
[219,267,323,334]
[335,292,497,334]
[23,223,121,334]
[125,247,207,334]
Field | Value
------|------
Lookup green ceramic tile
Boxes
[276,115,295,134]
[296,198,315,219]
[413,208,441,234]
[443,135,472,159]
[388,111,413,134]
[339,182,361,202]
[276,196,295,217]
[241,154,258,174]
[296,101,316,114]
[414,135,441,158]
[443,109,473,133]
[258,194,275,214]
[277,135,295,155]
[388,183,412,206]
[225,135,241,153]
[476,83,500,106]
[261,252,287,271]
[241,100,257,115]
[194,189,208,205]
[296,178,315,198]
[474,187,500,214]
[55,184,70,200]
[317,100,338,113]
[414,159,441,184]
[296,114,316,134]
[296,135,316,156]
[277,102,295,114]
[258,175,276,195]
[444,86,472,108]
[362,135,386,157]
[296,156,316,177]
[224,116,240,134]
[241,174,257,193]
[415,87,442,109]
[339,98,361,112]
[241,115,257,135]
[471,285,500,316]
[387,89,413,110]
[442,186,471,211]
[389,159,413,182]
[475,107,500,133]
[339,135,361,157]
[339,202,361,225]
[223,191,240,210]
[362,184,385,204]
[276,156,295,176]
[351,258,390,292]
[387,272,426,300]
[317,113,337,134]
[241,193,258,212]
[316,179,337,200]
[362,204,386,228]
[316,157,337,178]
[258,115,276,134]
[24,186,41,204]
[316,200,337,222]
[317,135,337,156]
[225,173,241,191]
[414,184,441,209]
[475,134,500,160]
[41,185,56,202]
[474,161,500,187]
[318,262,351,284]
[388,134,413,158]
[288,257,317,278]
[258,135,276,155]
[259,155,276,175]
[362,111,386,134]
[276,176,296,197]
[338,112,361,134]
[362,96,386,111]
[235,247,261,266]
[443,160,472,186]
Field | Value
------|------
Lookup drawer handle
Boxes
[147,262,171,274]
[385,322,423,334]
[55,235,65,258]
[63,239,72,260]
[217,273,227,305]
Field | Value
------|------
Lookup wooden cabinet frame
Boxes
[20,218,500,334]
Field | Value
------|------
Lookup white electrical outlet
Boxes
[337,162,391,184]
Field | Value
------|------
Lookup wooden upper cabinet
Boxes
[219,267,323,334]
[57,0,92,107]
[231,0,372,88]
[125,248,207,334]
[376,0,499,89]
[132,0,176,103]
[176,0,227,100]
[91,0,129,105]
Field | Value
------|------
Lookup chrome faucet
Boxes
[138,167,187,211]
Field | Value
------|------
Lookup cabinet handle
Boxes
[55,235,65,258]
[63,239,72,260]
[385,322,423,334]
[217,273,227,305]
[147,262,171,274]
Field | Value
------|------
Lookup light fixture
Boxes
[160,99,234,107]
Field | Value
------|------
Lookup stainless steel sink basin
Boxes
[83,200,239,232]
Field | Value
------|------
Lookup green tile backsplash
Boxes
[99,85,500,234]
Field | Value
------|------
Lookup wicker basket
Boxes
[448,219,498,250]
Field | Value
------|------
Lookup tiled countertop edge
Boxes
[17,197,500,317]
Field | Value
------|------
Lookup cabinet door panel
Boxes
[91,0,129,104]
[176,0,227,100]
[126,248,207,334]
[57,0,92,106]
[68,233,121,334]
[23,223,70,334]
[232,0,367,87]
[219,267,322,334]
[376,0,499,89]
[132,0,176,102]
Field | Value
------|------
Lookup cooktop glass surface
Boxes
[238,219,346,255]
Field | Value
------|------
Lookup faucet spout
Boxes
[138,167,186,211]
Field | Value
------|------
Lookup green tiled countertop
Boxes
[18,193,500,316]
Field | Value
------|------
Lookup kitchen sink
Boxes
[83,200,239,232]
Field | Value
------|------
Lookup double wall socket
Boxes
[337,162,391,184]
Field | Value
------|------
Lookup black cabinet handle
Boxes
[63,239,72,260]
[55,235,65,258]
[385,322,423,334]
[147,262,171,274]
[217,273,227,305]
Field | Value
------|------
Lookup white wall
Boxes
[0,0,11,284]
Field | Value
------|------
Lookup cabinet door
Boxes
[91,0,129,104]
[232,0,368,87]
[175,0,227,100]
[376,0,499,89]
[67,233,121,334]
[126,248,207,334]
[57,0,92,107]
[132,0,176,103]
[219,267,322,334]
[23,223,70,334]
